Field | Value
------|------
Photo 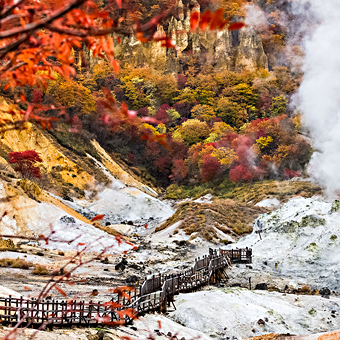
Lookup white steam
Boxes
[297,0,340,195]
[244,4,268,29]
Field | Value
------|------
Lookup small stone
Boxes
[255,283,268,290]
[320,287,331,296]
[60,215,76,224]
[167,332,172,337]
[126,275,139,284]
[257,319,265,325]
[101,257,109,264]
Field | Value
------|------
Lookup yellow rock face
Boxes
[1,123,94,189]
[0,178,91,236]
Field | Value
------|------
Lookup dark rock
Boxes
[246,265,253,269]
[60,216,76,224]
[320,287,331,296]
[130,327,137,331]
[263,261,268,265]
[177,240,187,246]
[167,332,172,337]
[106,222,111,226]
[91,289,99,297]
[36,252,44,256]
[101,257,109,264]
[231,283,241,287]
[264,317,268,322]
[115,262,125,271]
[255,283,268,290]
[126,275,139,284]
[103,268,108,272]
[257,319,265,325]
[115,258,128,271]
[63,195,74,202]
[127,221,134,225]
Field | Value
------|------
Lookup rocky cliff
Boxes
[114,0,268,73]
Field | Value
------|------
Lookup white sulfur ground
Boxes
[0,313,210,340]
[87,184,174,221]
[255,197,281,209]
[169,287,340,339]
[224,196,340,290]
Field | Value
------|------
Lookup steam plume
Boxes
[297,0,340,195]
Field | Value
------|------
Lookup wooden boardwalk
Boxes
[0,248,251,328]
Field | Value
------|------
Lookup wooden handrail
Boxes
[0,247,251,327]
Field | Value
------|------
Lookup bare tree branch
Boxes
[0,0,86,39]
[0,0,27,20]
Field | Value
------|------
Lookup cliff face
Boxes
[114,1,268,73]
[0,97,157,197]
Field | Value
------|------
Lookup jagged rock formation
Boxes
[114,0,268,73]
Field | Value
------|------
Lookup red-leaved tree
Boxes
[8,150,43,179]
[201,154,221,183]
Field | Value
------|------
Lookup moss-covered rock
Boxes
[331,200,340,213]
[273,220,300,233]
[301,215,326,228]
[306,242,319,252]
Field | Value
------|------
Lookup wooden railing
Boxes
[0,247,251,327]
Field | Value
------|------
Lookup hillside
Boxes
[1,0,339,339]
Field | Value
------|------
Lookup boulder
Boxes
[320,287,331,296]
[115,258,128,271]
[59,216,76,224]
[126,275,139,284]
[255,283,268,290]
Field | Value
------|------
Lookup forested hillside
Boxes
[0,0,311,199]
